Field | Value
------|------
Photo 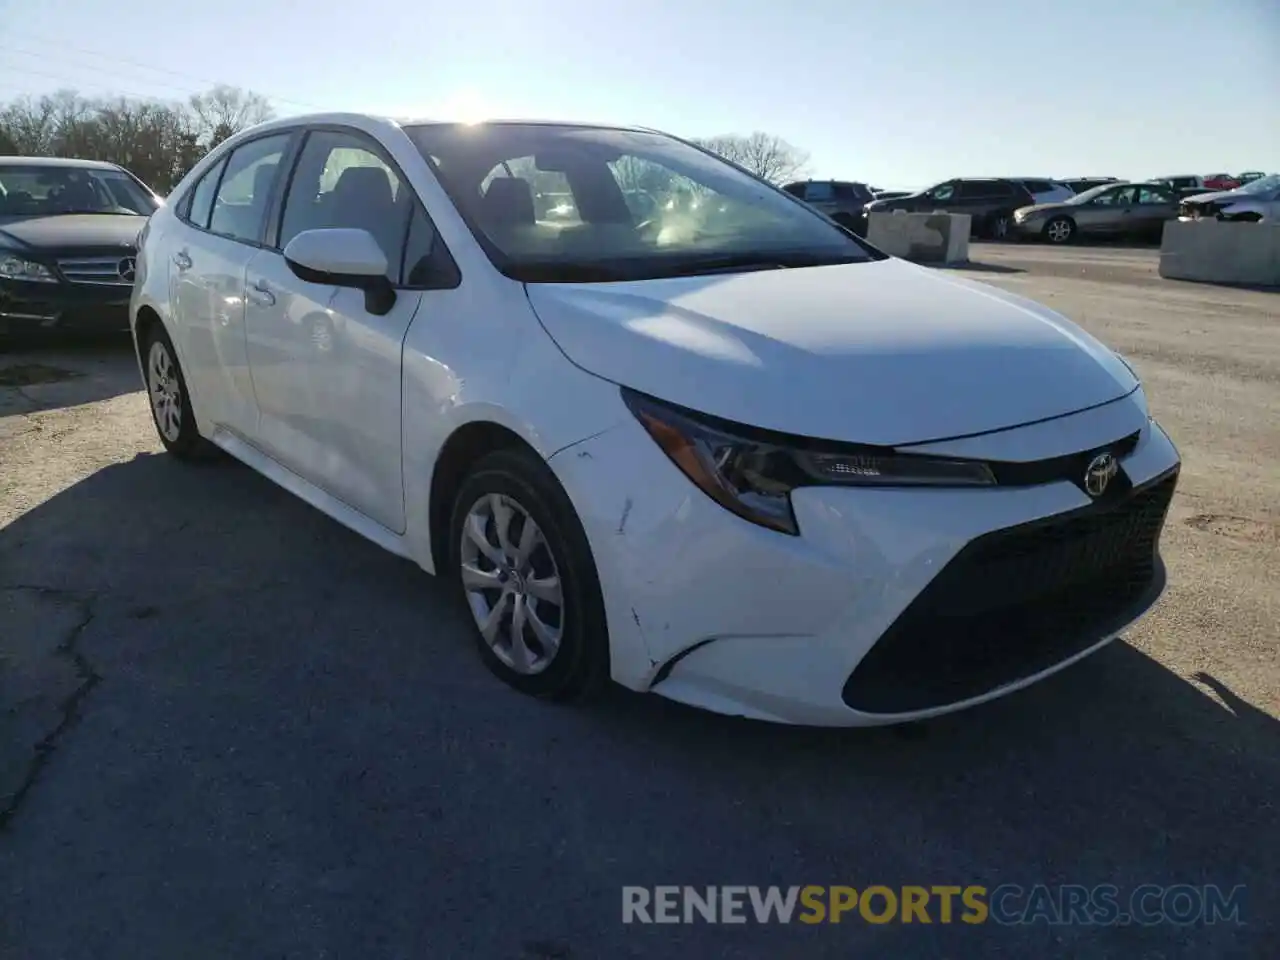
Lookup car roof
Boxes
[0,156,123,170]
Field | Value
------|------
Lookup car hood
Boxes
[1015,201,1074,216]
[1180,189,1248,204]
[0,214,147,250]
[524,257,1138,446]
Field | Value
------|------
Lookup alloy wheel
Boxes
[1047,219,1073,243]
[148,340,183,443]
[459,492,564,675]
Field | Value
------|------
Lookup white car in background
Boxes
[130,113,1181,726]
[1179,174,1280,223]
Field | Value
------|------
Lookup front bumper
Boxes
[0,279,132,335]
[548,393,1180,726]
[1012,217,1048,238]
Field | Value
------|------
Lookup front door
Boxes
[243,127,426,533]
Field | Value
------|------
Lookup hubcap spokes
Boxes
[460,493,564,675]
[147,341,182,442]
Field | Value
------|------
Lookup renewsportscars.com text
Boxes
[622,884,1246,926]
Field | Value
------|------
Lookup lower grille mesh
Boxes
[842,470,1178,714]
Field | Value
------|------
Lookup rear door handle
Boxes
[248,280,276,307]
[173,251,192,270]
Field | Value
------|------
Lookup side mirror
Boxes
[283,228,397,316]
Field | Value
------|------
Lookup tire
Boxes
[141,323,210,459]
[448,447,609,701]
[1043,216,1076,244]
[987,212,1012,241]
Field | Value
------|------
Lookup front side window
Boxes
[404,123,874,282]
[279,129,406,267]
[0,164,159,218]
[926,182,956,202]
[804,182,835,202]
[208,133,291,243]
[1137,186,1171,205]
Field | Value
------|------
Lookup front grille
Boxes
[987,431,1140,491]
[842,469,1178,714]
[57,256,134,286]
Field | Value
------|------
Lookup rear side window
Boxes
[184,158,226,229]
[208,134,291,243]
[958,181,997,200]
[834,182,872,202]
[1022,180,1054,193]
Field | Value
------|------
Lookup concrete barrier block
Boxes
[1159,220,1280,287]
[867,212,970,265]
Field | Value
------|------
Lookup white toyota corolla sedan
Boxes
[130,113,1181,726]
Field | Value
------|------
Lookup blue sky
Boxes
[0,0,1276,189]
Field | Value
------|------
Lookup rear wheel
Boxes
[988,212,1012,241]
[448,448,609,701]
[142,324,208,459]
[1044,216,1075,244]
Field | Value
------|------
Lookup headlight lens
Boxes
[0,254,57,283]
[622,388,995,535]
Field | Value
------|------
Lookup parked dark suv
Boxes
[782,180,875,235]
[863,178,1035,240]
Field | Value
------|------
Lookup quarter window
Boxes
[208,134,291,243]
[185,157,226,229]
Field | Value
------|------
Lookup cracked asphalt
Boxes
[1,246,1277,959]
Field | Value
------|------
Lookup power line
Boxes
[0,50,225,104]
[0,32,322,110]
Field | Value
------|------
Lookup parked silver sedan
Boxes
[1012,182,1180,244]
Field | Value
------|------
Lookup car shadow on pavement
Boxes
[1,451,1274,958]
[0,337,140,416]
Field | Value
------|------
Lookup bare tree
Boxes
[688,132,810,185]
[0,85,275,191]
[187,85,274,149]
[0,95,58,154]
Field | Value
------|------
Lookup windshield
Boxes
[0,164,159,218]
[1066,184,1122,204]
[404,123,877,282]
[1236,174,1280,195]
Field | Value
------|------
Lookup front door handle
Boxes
[248,280,276,307]
[173,251,192,270]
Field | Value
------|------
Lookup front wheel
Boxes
[1043,216,1076,244]
[448,448,609,701]
[987,213,1012,241]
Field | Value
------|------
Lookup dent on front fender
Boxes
[546,417,701,690]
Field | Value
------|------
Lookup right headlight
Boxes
[622,388,995,535]
[0,252,58,283]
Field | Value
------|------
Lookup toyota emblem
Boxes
[117,256,137,283]
[1083,452,1119,498]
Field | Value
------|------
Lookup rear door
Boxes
[167,132,294,436]
[243,126,436,533]
[1134,184,1178,235]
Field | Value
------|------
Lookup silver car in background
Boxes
[1012,182,1179,244]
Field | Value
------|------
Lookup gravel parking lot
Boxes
[1,245,1276,958]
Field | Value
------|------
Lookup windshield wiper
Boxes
[662,252,866,277]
